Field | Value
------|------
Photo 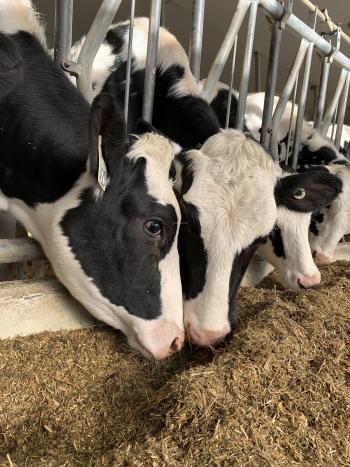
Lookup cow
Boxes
[0,1,184,360]
[0,32,23,97]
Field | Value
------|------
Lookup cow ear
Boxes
[89,92,126,179]
[275,168,343,212]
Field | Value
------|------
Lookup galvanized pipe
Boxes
[285,72,298,166]
[335,71,350,149]
[142,0,163,122]
[321,68,347,135]
[313,56,330,129]
[259,0,350,71]
[254,51,261,92]
[290,42,314,169]
[202,0,250,102]
[124,0,136,126]
[236,0,258,131]
[54,0,74,64]
[260,22,283,149]
[189,0,206,81]
[77,0,123,103]
[270,39,309,160]
[225,38,238,129]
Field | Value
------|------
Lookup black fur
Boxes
[269,228,286,258]
[0,32,23,98]
[298,144,338,169]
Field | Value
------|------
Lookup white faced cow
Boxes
[0,1,184,360]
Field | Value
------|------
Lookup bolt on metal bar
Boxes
[54,0,73,65]
[189,0,206,82]
[290,42,314,169]
[270,38,309,160]
[260,22,283,149]
[142,0,163,122]
[225,38,238,129]
[331,103,338,141]
[77,0,123,103]
[259,0,350,71]
[124,0,136,127]
[202,0,250,102]
[321,67,347,135]
[335,71,350,149]
[236,0,258,131]
[254,51,261,92]
[313,56,330,129]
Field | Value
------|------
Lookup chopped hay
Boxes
[0,262,350,466]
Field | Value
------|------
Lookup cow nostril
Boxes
[297,279,307,290]
[170,336,181,353]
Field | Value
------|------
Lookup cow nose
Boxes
[313,251,332,263]
[138,322,184,360]
[186,322,231,347]
[297,271,321,289]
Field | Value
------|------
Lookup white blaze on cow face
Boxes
[310,164,350,262]
[181,130,278,345]
[258,207,321,289]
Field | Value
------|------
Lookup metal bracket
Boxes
[61,60,82,78]
[321,26,341,63]
[279,0,293,31]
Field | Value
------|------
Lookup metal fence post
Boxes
[321,67,347,135]
[335,70,350,149]
[124,0,136,126]
[189,0,206,82]
[142,0,163,122]
[313,56,330,129]
[54,0,74,65]
[236,0,258,131]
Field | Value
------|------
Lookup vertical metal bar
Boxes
[335,70,350,149]
[285,72,299,165]
[124,0,136,126]
[313,57,330,129]
[290,42,314,169]
[161,0,166,27]
[321,67,347,135]
[236,0,258,131]
[54,0,74,64]
[142,0,163,122]
[225,38,238,128]
[331,103,338,141]
[189,0,206,81]
[77,0,123,103]
[260,22,283,148]
[270,39,308,160]
[202,0,250,102]
[254,51,261,92]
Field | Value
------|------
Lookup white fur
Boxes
[0,0,46,47]
[326,123,350,150]
[310,164,350,261]
[183,129,278,332]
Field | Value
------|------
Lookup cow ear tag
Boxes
[293,187,306,200]
[98,135,108,192]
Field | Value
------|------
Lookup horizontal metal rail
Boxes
[0,239,44,264]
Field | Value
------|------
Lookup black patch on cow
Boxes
[209,88,238,128]
[299,144,338,169]
[105,25,129,56]
[0,32,23,98]
[228,238,265,327]
[61,157,178,320]
[178,199,207,300]
[0,32,89,206]
[275,168,343,213]
[333,159,349,165]
[310,211,324,236]
[269,227,286,258]
[175,151,194,195]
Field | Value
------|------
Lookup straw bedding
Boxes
[1,262,349,466]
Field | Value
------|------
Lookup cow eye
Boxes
[144,220,163,237]
[293,188,306,200]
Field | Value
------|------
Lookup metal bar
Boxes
[290,42,314,169]
[260,22,283,148]
[321,68,347,135]
[236,0,258,131]
[259,0,350,71]
[335,71,350,149]
[202,0,250,102]
[285,72,298,166]
[225,38,238,128]
[77,0,123,103]
[0,239,44,264]
[142,0,163,122]
[254,51,261,92]
[189,0,206,81]
[54,0,74,64]
[313,57,330,129]
[124,0,136,126]
[270,39,308,160]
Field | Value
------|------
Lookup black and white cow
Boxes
[0,1,185,360]
[70,18,343,346]
[0,32,23,97]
